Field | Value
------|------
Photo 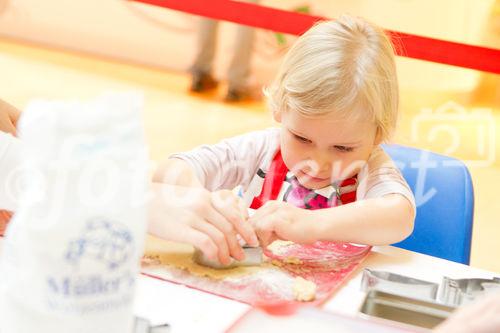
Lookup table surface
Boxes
[1,239,498,332]
[133,245,499,332]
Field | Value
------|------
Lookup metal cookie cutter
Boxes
[361,269,439,302]
[439,276,500,307]
[193,246,263,269]
[360,290,455,330]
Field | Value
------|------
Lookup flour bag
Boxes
[0,93,148,333]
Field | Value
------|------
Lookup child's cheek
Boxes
[281,141,304,171]
[338,153,369,177]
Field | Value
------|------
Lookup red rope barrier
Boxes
[131,0,500,74]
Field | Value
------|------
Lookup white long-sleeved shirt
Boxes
[0,132,22,211]
[171,128,416,211]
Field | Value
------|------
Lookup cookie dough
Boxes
[267,240,295,255]
[144,235,317,302]
[293,277,317,302]
[267,240,302,265]
[144,235,263,279]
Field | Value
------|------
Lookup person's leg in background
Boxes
[225,0,259,102]
[190,18,219,92]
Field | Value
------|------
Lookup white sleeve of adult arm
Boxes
[0,132,23,211]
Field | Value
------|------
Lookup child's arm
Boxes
[154,158,204,188]
[153,155,258,250]
[150,131,276,262]
[250,148,415,246]
[148,182,254,265]
[249,194,414,246]
[149,170,258,263]
[154,129,278,191]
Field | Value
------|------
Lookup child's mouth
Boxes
[299,171,330,183]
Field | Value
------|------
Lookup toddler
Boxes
[154,15,416,264]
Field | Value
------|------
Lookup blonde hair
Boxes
[265,15,399,141]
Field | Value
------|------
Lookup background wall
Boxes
[0,0,496,91]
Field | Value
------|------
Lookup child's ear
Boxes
[272,109,282,123]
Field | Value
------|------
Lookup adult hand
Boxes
[435,292,500,333]
[0,210,13,236]
[0,99,21,135]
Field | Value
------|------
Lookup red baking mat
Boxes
[141,242,371,307]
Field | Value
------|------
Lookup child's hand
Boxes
[202,188,259,255]
[248,201,318,246]
[149,184,258,265]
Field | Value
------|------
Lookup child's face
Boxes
[275,109,380,190]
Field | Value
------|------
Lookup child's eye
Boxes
[334,145,354,152]
[294,134,311,144]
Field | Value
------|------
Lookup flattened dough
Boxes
[267,240,302,264]
[267,240,295,255]
[144,235,263,279]
[144,236,317,302]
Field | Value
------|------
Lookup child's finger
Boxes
[248,203,278,239]
[238,198,259,246]
[236,199,260,248]
[203,206,245,260]
[247,201,280,227]
[206,206,245,260]
[251,215,277,247]
[265,233,279,247]
[192,219,232,265]
[178,227,219,262]
[237,198,249,220]
[212,194,258,247]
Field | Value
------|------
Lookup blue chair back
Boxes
[383,145,474,264]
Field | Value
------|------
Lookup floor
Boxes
[1,38,499,273]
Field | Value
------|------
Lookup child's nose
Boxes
[317,161,331,174]
[311,153,331,174]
